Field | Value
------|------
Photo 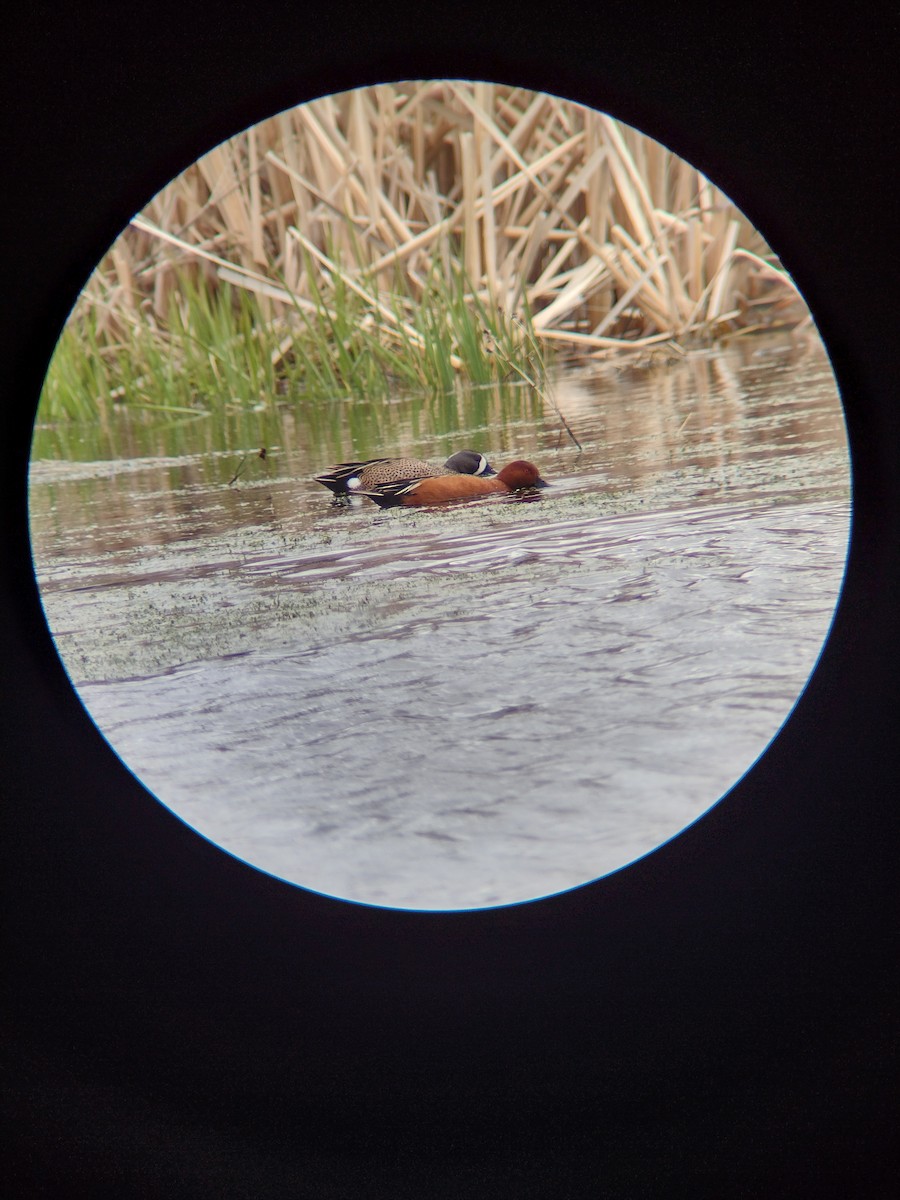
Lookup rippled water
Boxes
[30,333,851,908]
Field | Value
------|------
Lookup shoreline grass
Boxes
[41,81,810,423]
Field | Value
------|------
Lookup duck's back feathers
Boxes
[314,449,494,495]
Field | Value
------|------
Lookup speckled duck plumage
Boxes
[314,450,494,496]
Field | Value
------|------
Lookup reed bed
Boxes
[43,81,808,420]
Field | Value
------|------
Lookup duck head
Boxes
[444,450,496,477]
[496,460,549,490]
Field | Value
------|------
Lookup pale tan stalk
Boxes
[247,128,266,266]
[479,129,499,299]
[458,132,481,284]
[130,215,283,291]
[532,258,609,329]
[110,247,136,313]
[598,114,690,322]
[216,266,318,313]
[686,215,704,303]
[591,257,676,338]
[608,225,671,324]
[730,248,806,297]
[540,328,676,351]
[529,228,586,298]
[196,144,253,262]
[706,218,740,320]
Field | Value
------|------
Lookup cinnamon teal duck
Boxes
[358,459,548,507]
[314,449,495,497]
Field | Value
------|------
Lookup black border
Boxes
[4,3,899,1194]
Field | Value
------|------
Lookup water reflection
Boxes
[29,332,851,909]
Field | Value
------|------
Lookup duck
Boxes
[314,449,495,496]
[358,459,549,507]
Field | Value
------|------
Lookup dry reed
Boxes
[68,81,809,391]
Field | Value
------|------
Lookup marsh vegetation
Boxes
[41,81,809,423]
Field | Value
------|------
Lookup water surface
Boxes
[30,332,851,908]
